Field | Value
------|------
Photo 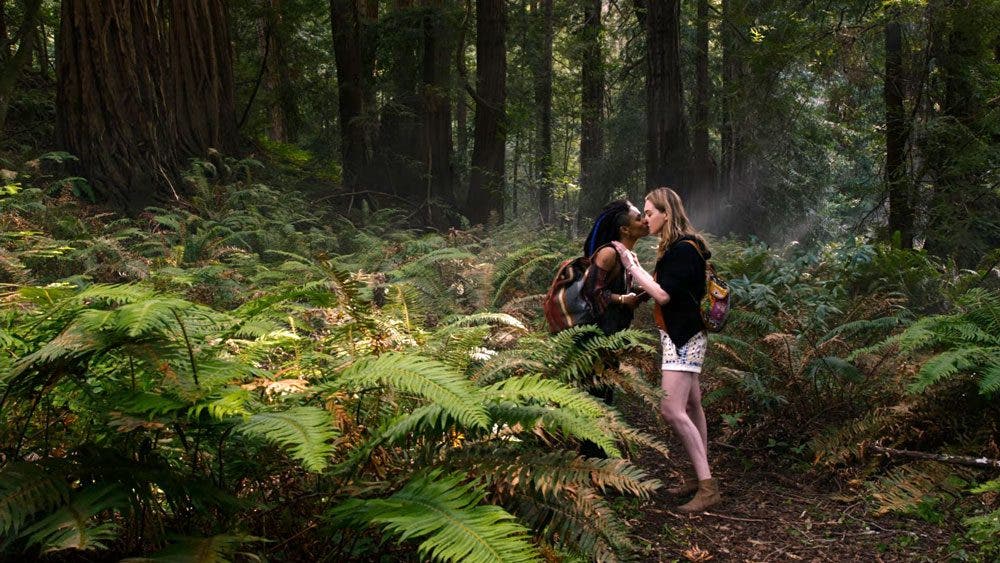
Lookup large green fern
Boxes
[330,470,541,563]
[893,289,1000,396]
[238,406,338,472]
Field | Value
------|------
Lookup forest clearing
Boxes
[1,0,999,561]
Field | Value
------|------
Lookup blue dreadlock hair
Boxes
[583,200,634,257]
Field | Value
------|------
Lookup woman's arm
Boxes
[612,242,670,305]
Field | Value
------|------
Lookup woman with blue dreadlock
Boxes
[577,200,650,457]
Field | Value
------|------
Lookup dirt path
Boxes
[619,394,961,562]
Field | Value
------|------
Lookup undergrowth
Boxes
[2,156,998,560]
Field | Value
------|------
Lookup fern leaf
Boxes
[977,360,1000,396]
[326,353,490,430]
[238,406,338,472]
[331,470,541,563]
[21,485,128,553]
[482,375,606,419]
[115,297,194,337]
[188,387,252,420]
[908,347,985,394]
[491,404,620,458]
[440,312,527,331]
[0,463,70,535]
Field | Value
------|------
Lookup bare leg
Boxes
[660,369,711,480]
[687,373,708,452]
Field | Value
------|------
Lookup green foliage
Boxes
[0,180,659,561]
[892,289,1000,397]
[332,470,541,563]
[238,406,338,472]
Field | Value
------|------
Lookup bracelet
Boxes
[616,294,622,304]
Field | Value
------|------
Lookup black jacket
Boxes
[655,236,709,348]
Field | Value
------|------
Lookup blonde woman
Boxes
[616,187,720,513]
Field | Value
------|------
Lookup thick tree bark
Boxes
[466,0,506,226]
[330,0,375,193]
[57,0,181,210]
[578,0,606,226]
[166,0,239,156]
[645,0,688,194]
[421,0,457,226]
[691,0,716,202]
[0,0,42,133]
[259,0,300,142]
[380,0,423,200]
[720,0,737,197]
[535,0,554,225]
[885,8,912,248]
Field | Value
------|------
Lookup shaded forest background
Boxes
[1,0,1000,561]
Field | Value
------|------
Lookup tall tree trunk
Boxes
[166,0,239,156]
[380,0,423,200]
[535,0,554,225]
[645,0,688,194]
[260,0,300,142]
[885,7,912,248]
[455,9,470,195]
[56,0,180,210]
[35,19,49,81]
[331,0,374,193]
[0,0,42,133]
[691,0,716,206]
[466,0,506,226]
[578,0,605,225]
[421,0,456,226]
[720,0,737,197]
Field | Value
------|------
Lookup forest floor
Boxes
[618,394,963,563]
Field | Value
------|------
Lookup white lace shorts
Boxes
[659,330,708,373]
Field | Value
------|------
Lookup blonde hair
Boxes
[645,187,708,259]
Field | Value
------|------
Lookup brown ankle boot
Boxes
[666,471,698,496]
[676,478,721,513]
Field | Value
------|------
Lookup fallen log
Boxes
[869,444,1000,469]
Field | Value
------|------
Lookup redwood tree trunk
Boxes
[380,0,423,200]
[330,0,374,192]
[578,0,605,225]
[167,0,239,155]
[259,0,300,142]
[885,8,912,248]
[466,0,506,225]
[421,0,456,226]
[535,0,554,225]
[0,0,42,133]
[56,0,180,210]
[645,0,688,193]
[691,0,716,204]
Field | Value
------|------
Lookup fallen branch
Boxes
[869,445,1000,469]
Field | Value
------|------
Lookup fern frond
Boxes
[507,485,630,560]
[867,461,969,516]
[21,485,128,553]
[325,353,490,430]
[489,404,620,458]
[473,352,545,385]
[0,463,70,536]
[238,406,338,472]
[485,451,660,499]
[440,312,527,332]
[188,387,252,420]
[330,470,541,563]
[492,253,562,308]
[908,347,987,394]
[977,362,1000,396]
[482,375,607,419]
